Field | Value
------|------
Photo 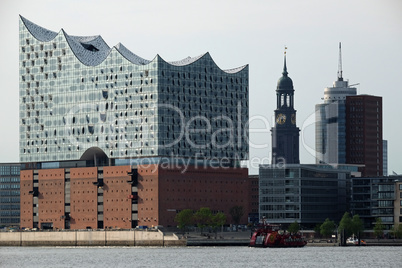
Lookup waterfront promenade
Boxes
[184,231,402,247]
[1,229,402,247]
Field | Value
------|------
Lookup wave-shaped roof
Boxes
[62,29,112,66]
[224,65,249,73]
[115,43,151,65]
[20,15,247,73]
[168,53,207,66]
[20,16,58,42]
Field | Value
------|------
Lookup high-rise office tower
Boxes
[315,43,357,164]
[345,95,383,177]
[271,53,300,164]
[315,44,384,177]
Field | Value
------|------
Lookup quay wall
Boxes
[0,230,185,247]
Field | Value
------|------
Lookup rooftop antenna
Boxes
[337,42,343,81]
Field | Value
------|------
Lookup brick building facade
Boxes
[20,164,249,229]
[346,95,383,177]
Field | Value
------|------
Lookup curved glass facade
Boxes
[19,16,249,163]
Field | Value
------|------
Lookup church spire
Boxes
[272,46,300,165]
[283,46,288,76]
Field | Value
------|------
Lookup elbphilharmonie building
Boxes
[18,16,250,230]
[19,16,249,165]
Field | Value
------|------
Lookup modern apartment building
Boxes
[259,164,350,227]
[351,175,402,230]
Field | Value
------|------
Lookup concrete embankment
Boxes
[306,239,402,247]
[360,239,402,246]
[0,230,186,247]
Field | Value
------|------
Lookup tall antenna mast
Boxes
[337,42,343,81]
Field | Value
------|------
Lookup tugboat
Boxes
[249,222,307,248]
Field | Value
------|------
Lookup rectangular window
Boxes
[399,184,402,190]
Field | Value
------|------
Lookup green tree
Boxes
[314,223,322,238]
[211,212,226,237]
[229,205,244,226]
[351,214,364,236]
[373,217,385,239]
[397,224,402,238]
[194,207,213,234]
[212,212,226,230]
[339,212,353,238]
[320,218,336,237]
[390,224,402,239]
[287,221,300,234]
[174,209,194,233]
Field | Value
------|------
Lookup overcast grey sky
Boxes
[0,0,401,174]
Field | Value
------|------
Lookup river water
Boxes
[0,246,400,268]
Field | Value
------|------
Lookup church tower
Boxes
[271,51,300,164]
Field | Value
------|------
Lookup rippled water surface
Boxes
[0,246,400,268]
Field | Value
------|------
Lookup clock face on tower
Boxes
[276,113,286,125]
[291,113,296,124]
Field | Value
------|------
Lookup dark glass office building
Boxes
[351,176,401,230]
[0,163,21,227]
[259,164,350,228]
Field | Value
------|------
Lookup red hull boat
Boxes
[249,224,307,248]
